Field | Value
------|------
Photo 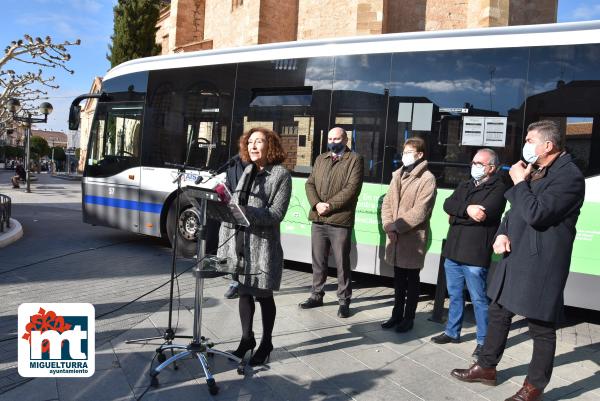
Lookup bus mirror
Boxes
[68,103,81,130]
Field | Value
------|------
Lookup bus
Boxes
[70,21,600,311]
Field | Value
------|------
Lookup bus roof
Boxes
[105,20,600,81]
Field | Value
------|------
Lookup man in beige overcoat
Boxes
[299,127,364,318]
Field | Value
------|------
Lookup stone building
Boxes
[156,0,558,54]
[31,129,68,148]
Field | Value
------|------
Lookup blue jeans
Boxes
[444,258,489,345]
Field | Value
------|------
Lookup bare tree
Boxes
[0,35,80,130]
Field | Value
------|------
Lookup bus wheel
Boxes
[166,200,199,259]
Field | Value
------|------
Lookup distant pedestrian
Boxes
[450,120,585,401]
[11,162,25,188]
[431,148,507,358]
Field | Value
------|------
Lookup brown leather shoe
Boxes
[505,378,543,401]
[451,363,497,385]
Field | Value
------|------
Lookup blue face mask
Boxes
[327,142,345,154]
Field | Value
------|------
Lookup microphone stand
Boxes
[125,138,206,354]
[125,138,231,361]
[125,163,194,366]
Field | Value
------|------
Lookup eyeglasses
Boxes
[470,162,494,168]
[401,150,417,156]
[248,139,265,146]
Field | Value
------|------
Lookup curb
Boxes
[0,218,23,248]
[51,174,82,181]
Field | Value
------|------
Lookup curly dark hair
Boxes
[239,127,286,165]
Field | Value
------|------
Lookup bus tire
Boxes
[166,198,199,259]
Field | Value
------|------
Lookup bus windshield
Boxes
[86,102,143,178]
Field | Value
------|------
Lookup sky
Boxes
[1,0,600,134]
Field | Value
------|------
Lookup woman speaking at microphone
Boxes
[217,127,291,366]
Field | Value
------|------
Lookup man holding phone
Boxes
[450,120,585,401]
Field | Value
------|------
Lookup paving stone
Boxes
[257,360,348,400]
[96,343,120,371]
[350,377,424,401]
[56,369,134,401]
[402,371,487,400]
[114,349,194,389]
[0,378,58,401]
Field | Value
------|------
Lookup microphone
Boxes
[214,154,240,175]
[191,155,240,185]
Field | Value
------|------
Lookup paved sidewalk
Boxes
[1,267,599,401]
[0,170,82,246]
[0,218,22,248]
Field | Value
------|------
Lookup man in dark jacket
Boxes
[299,127,364,318]
[431,148,507,358]
[451,121,585,401]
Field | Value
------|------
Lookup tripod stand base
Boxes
[151,339,243,395]
[125,334,193,345]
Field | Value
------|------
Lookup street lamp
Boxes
[7,98,53,193]
[50,138,55,173]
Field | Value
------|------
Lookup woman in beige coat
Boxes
[381,137,437,332]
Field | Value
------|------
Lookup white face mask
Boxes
[402,153,416,167]
[522,142,539,164]
[471,164,486,181]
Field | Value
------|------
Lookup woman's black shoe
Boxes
[248,342,273,366]
[231,335,256,359]
[395,319,414,333]
[381,317,398,329]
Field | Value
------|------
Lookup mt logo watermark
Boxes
[18,303,95,377]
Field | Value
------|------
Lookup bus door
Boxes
[83,102,143,233]
[431,112,472,187]
[183,89,228,171]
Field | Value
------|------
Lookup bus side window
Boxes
[331,54,391,184]
[387,48,529,187]
[527,44,600,177]
[543,116,597,176]
[232,58,334,176]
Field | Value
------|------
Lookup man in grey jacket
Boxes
[299,127,364,318]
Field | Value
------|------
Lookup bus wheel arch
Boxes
[163,192,199,258]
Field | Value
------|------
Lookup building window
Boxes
[161,35,169,55]
[232,0,243,11]
[298,135,307,147]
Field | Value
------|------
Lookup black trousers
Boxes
[478,302,557,389]
[391,267,421,321]
[310,223,352,305]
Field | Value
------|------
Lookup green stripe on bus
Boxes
[282,177,600,276]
